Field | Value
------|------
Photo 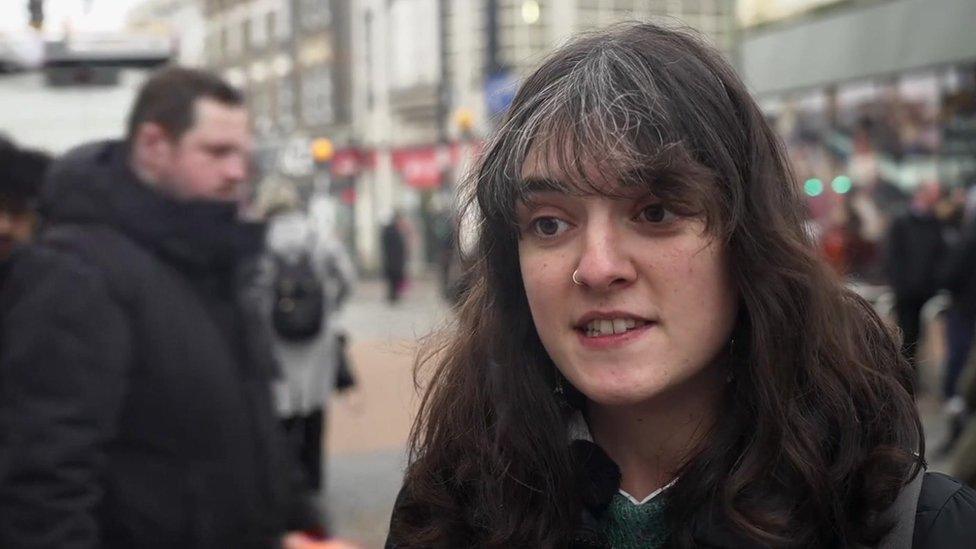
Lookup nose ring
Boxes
[572,269,583,286]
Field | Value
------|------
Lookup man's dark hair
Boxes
[126,66,245,144]
[0,137,51,213]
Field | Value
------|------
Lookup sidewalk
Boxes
[325,274,451,547]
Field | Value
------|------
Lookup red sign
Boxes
[330,148,366,178]
[391,146,446,189]
[330,141,485,189]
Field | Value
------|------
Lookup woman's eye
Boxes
[531,217,570,238]
[639,204,676,224]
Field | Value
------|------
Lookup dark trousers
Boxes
[944,307,976,398]
[895,295,929,369]
[281,408,325,491]
[386,273,403,303]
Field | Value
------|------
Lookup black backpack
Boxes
[272,251,326,341]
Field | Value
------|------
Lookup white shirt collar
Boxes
[568,409,677,505]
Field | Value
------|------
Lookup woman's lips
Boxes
[575,322,655,349]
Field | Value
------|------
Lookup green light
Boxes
[804,178,824,197]
[831,175,853,194]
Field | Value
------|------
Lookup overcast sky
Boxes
[0,0,145,36]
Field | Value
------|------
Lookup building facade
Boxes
[348,0,737,272]
[128,0,207,66]
[148,0,739,272]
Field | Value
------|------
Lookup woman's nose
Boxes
[573,220,637,291]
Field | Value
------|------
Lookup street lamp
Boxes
[454,107,474,138]
[311,137,334,197]
[311,137,334,163]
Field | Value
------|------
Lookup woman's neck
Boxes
[586,365,725,501]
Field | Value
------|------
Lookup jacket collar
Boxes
[41,140,265,273]
[567,412,762,548]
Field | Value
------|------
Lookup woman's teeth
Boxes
[583,318,647,337]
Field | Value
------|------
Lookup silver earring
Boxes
[572,269,583,286]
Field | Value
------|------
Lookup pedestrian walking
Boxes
[0,67,328,548]
[264,195,354,495]
[935,193,976,454]
[884,181,947,371]
[380,211,408,304]
[386,23,976,548]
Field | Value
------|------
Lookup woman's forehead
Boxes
[519,140,648,195]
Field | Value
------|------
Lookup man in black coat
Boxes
[884,181,947,371]
[380,212,408,304]
[0,68,322,548]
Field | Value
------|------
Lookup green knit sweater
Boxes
[600,491,669,549]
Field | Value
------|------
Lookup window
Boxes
[252,12,268,48]
[225,18,241,56]
[251,83,273,135]
[301,66,335,126]
[205,29,219,63]
[390,0,438,88]
[267,11,277,43]
[277,77,296,131]
[220,26,231,57]
[242,19,252,51]
[300,0,332,31]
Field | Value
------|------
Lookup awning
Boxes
[740,0,976,97]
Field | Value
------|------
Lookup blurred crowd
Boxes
[771,85,976,484]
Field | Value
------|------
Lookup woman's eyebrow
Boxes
[518,177,566,196]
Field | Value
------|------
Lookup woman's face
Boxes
[516,151,739,407]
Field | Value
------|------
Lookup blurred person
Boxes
[849,118,909,224]
[884,181,947,371]
[946,329,976,488]
[0,138,49,266]
[386,23,976,548]
[380,211,408,304]
[0,67,328,548]
[263,189,354,496]
[821,192,877,279]
[935,190,976,454]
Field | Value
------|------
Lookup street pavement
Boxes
[324,274,452,548]
[322,274,955,548]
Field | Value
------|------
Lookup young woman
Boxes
[386,23,976,548]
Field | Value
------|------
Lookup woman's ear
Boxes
[130,122,174,184]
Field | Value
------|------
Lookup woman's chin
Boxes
[575,380,665,408]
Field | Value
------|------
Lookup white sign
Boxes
[278,136,314,178]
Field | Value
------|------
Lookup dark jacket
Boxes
[938,221,976,317]
[884,211,946,300]
[381,221,407,279]
[386,468,976,548]
[0,141,317,548]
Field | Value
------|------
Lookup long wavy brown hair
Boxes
[389,22,922,548]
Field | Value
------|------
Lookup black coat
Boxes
[387,464,976,548]
[381,222,407,279]
[0,141,317,548]
[938,221,976,317]
[884,211,946,300]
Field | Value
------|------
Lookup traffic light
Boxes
[28,0,43,30]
